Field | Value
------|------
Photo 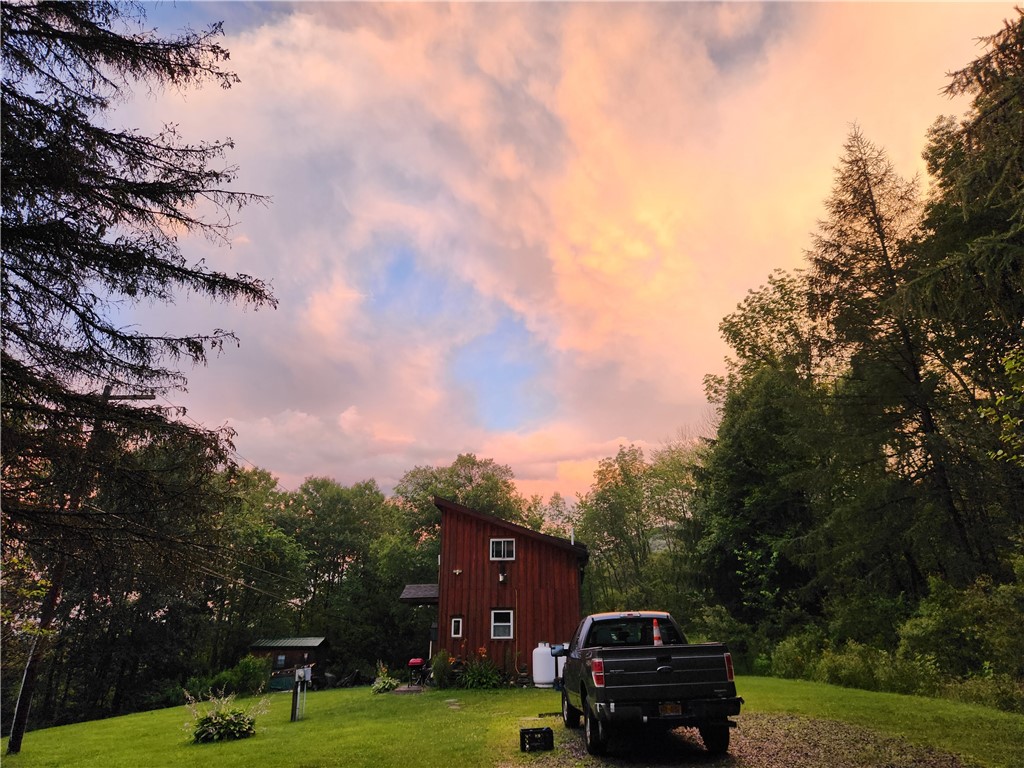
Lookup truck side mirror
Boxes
[550,644,567,657]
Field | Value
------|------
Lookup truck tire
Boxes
[583,696,609,755]
[699,723,730,755]
[562,689,581,729]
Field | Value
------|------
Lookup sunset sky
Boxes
[127,1,1013,500]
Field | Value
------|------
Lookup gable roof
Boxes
[433,496,589,564]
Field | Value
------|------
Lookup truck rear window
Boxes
[584,618,685,647]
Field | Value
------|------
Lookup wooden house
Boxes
[401,497,588,677]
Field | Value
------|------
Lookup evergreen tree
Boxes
[1,2,273,752]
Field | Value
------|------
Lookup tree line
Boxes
[2,0,1022,748]
[1,450,556,731]
[571,11,1024,710]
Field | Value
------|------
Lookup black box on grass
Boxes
[519,727,553,752]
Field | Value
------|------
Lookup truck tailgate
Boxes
[594,643,737,702]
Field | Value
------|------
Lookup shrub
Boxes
[459,649,501,689]
[209,669,238,694]
[184,690,268,744]
[813,640,884,691]
[192,708,256,743]
[940,670,1024,713]
[370,660,399,694]
[897,577,980,677]
[898,571,1024,681]
[808,640,942,697]
[184,675,213,699]
[233,654,271,696]
[184,655,271,699]
[875,652,941,697]
[138,679,186,712]
[771,628,824,680]
[431,650,453,689]
[824,592,908,649]
[752,653,772,676]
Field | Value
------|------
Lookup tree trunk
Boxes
[6,557,67,755]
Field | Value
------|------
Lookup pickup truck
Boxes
[553,611,743,756]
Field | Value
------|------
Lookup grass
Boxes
[2,678,1022,768]
[738,677,1024,768]
[0,687,560,768]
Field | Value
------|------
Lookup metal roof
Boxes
[249,637,327,649]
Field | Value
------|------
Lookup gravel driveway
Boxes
[509,713,980,768]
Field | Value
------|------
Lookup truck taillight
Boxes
[590,657,605,687]
[724,652,735,682]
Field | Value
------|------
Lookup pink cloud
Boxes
[126,3,1014,502]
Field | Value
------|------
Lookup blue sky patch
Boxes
[451,311,553,432]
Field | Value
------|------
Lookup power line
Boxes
[156,393,262,473]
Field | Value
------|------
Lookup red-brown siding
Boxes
[434,498,587,676]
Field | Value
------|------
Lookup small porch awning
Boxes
[399,583,439,605]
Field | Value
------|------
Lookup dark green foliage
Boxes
[981,351,1024,466]
[577,446,658,610]
[430,650,454,689]
[192,709,256,743]
[1,2,273,751]
[187,655,271,699]
[764,562,1024,711]
[576,441,704,617]
[812,641,941,698]
[459,651,502,689]
[940,672,1024,713]
[691,9,1024,713]
[693,366,821,637]
[392,454,531,538]
[898,567,1024,681]
[1,0,276,538]
[770,628,826,680]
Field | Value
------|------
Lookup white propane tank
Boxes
[532,642,556,688]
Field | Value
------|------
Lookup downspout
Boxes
[515,588,520,675]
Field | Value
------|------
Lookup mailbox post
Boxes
[291,666,311,722]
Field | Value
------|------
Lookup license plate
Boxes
[659,703,682,716]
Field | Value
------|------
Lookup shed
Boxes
[249,637,328,672]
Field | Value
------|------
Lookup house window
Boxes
[451,617,463,638]
[490,538,515,560]
[275,654,286,670]
[491,609,513,639]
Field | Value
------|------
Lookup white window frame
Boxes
[489,538,515,561]
[490,609,514,640]
[450,616,463,638]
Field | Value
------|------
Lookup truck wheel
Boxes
[562,689,581,729]
[699,723,730,755]
[583,697,608,755]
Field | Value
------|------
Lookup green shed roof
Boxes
[250,637,327,649]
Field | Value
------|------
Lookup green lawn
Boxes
[2,678,1021,768]
[738,676,1024,768]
